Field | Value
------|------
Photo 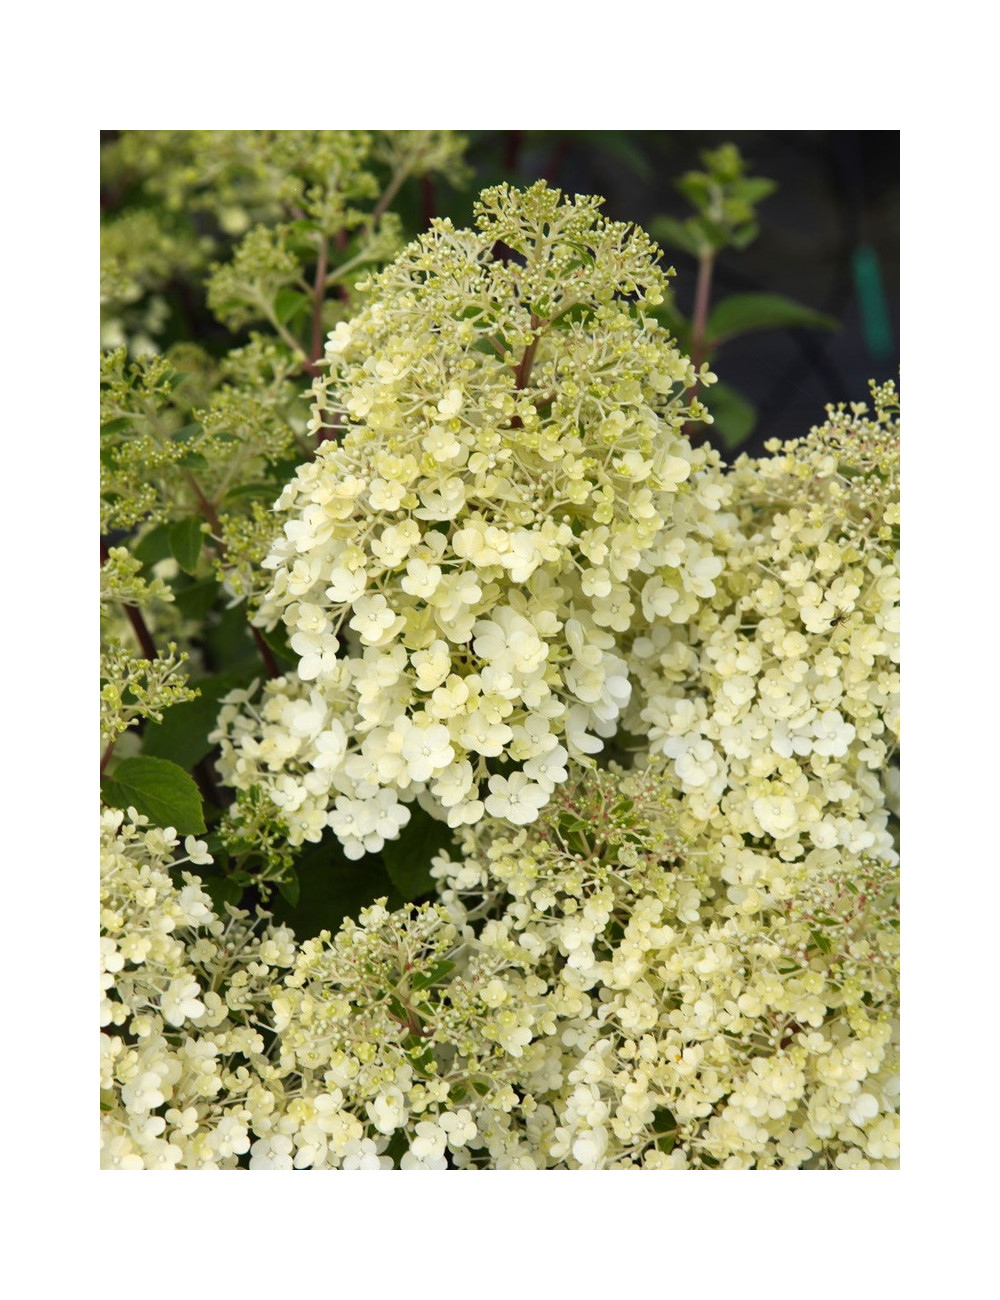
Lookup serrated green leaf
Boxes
[168,515,205,574]
[143,671,252,768]
[381,806,454,901]
[707,293,838,346]
[101,756,206,833]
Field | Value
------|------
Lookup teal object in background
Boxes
[852,244,894,360]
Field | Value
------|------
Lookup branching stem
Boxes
[372,165,409,226]
[514,315,542,391]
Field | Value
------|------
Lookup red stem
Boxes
[514,315,541,391]
[101,540,157,659]
[690,250,715,374]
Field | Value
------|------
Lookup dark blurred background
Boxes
[433,130,900,453]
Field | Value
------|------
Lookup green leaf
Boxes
[676,172,714,212]
[168,515,205,575]
[410,959,456,992]
[706,293,838,347]
[100,417,133,435]
[170,422,202,444]
[203,603,261,675]
[408,1044,436,1076]
[143,671,252,768]
[258,623,299,671]
[173,577,221,621]
[386,994,410,1022]
[132,522,173,569]
[276,868,300,908]
[203,875,243,912]
[727,221,761,251]
[266,835,398,941]
[381,806,454,901]
[101,756,206,834]
[702,381,757,450]
[810,929,832,955]
[274,288,311,327]
[733,177,777,206]
[652,1105,677,1153]
[649,215,702,258]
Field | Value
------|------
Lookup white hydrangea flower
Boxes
[484,774,549,826]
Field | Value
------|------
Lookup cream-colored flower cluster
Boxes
[259,898,552,1169]
[628,386,899,867]
[219,183,725,855]
[100,807,568,1169]
[103,734,897,1169]
[430,762,899,1169]
[100,808,296,1169]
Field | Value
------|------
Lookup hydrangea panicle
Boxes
[218,183,727,854]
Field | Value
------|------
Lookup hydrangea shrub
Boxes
[100,153,899,1170]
